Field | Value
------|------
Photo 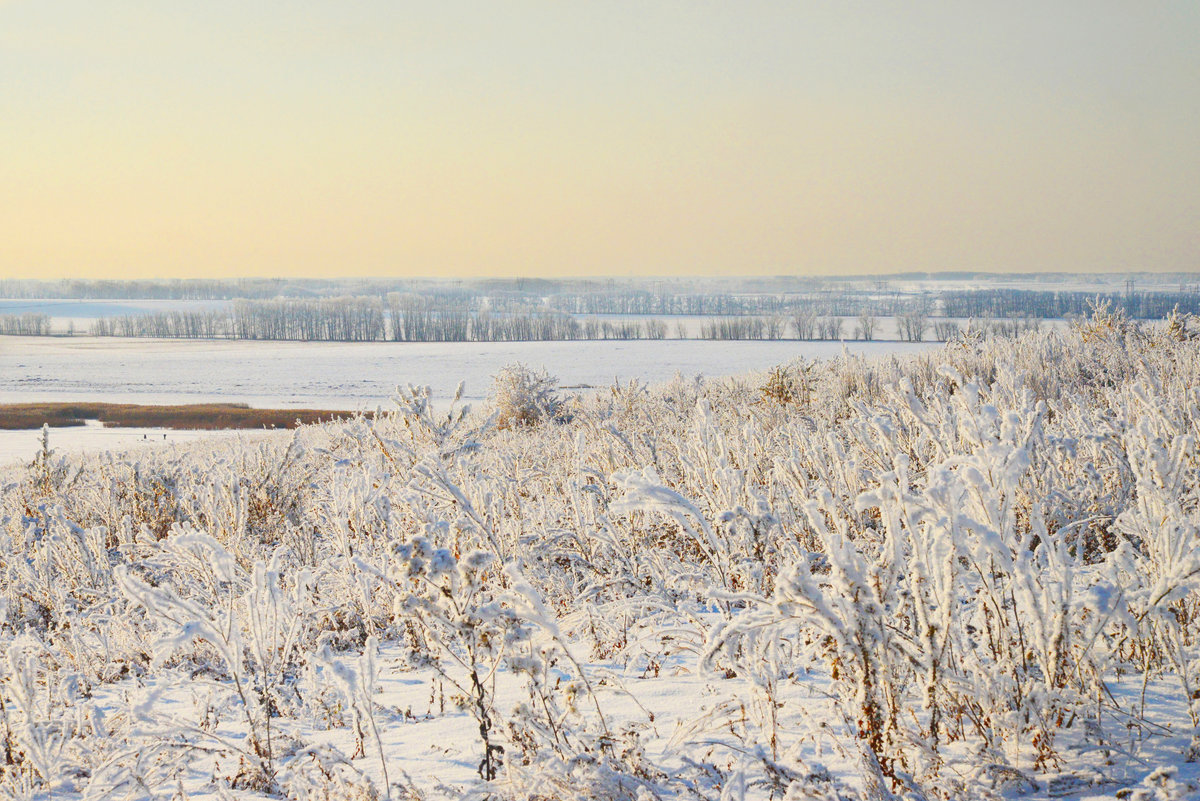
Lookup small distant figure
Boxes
[163,433,167,440]
[143,434,147,440]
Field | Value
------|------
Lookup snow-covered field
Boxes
[0,335,931,464]
[4,311,1200,800]
[0,421,274,468]
[0,335,934,409]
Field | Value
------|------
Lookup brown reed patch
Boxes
[0,402,367,430]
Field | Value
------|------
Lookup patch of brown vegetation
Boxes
[0,402,367,431]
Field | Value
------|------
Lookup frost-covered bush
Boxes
[489,362,566,429]
[4,312,1200,799]
[758,362,815,408]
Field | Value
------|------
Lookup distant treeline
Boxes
[4,276,1198,307]
[88,296,673,342]
[554,288,1200,319]
[3,286,1197,343]
[2,276,818,300]
[0,279,286,300]
[91,298,390,341]
[941,289,1200,320]
[696,312,1042,343]
[549,291,927,317]
[0,313,52,336]
[78,296,1053,344]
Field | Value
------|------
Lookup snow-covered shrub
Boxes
[758,363,813,408]
[115,528,317,790]
[388,537,522,779]
[490,362,567,429]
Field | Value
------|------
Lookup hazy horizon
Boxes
[2,2,1197,280]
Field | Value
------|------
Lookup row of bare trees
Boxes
[86,297,673,343]
[942,287,1200,318]
[92,299,387,341]
[701,314,876,341]
[0,313,52,336]
[697,312,1042,342]
[78,303,1041,344]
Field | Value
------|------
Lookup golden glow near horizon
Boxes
[1,2,1197,279]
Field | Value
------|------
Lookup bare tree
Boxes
[855,313,878,341]
[897,311,929,342]
[933,320,960,341]
[817,316,844,340]
[791,307,817,340]
[765,315,786,340]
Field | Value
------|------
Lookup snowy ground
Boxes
[91,638,1200,801]
[0,420,277,467]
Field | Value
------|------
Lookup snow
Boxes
[0,335,935,410]
[0,420,275,467]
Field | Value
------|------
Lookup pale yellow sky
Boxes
[1,2,1197,279]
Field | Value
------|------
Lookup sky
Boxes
[0,1,1197,279]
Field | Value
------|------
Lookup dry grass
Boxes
[0,402,367,431]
